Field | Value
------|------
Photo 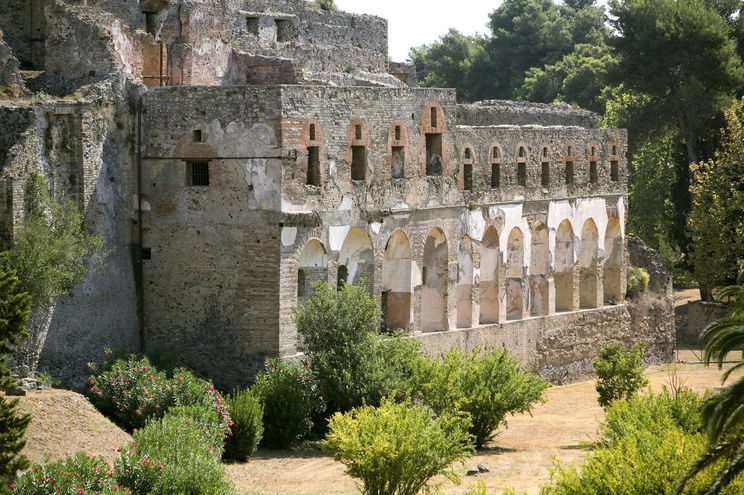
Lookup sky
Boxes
[333,1,610,62]
[333,0,500,62]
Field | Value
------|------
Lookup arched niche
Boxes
[579,219,600,309]
[382,230,413,331]
[555,219,576,312]
[530,222,550,316]
[298,239,328,304]
[506,227,525,320]
[422,228,449,332]
[479,226,501,324]
[457,236,474,328]
[603,217,623,304]
[338,227,374,295]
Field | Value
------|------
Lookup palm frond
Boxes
[705,447,744,495]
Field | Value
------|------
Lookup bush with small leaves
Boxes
[223,388,263,461]
[166,404,226,455]
[593,341,648,409]
[322,397,473,495]
[11,452,130,494]
[252,358,323,449]
[411,348,548,449]
[625,267,649,298]
[115,414,235,495]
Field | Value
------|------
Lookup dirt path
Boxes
[227,351,738,495]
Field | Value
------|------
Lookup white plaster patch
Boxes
[329,225,351,251]
[370,222,382,234]
[338,195,353,210]
[329,159,337,178]
[281,227,297,247]
[412,261,422,287]
[464,208,486,241]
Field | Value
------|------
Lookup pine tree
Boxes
[0,267,32,492]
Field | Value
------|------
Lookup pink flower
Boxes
[135,409,141,415]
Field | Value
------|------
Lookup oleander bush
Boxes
[223,388,263,461]
[252,358,323,449]
[10,452,131,494]
[86,352,231,433]
[322,397,473,495]
[115,414,235,495]
[166,404,226,455]
[411,348,548,449]
[593,341,648,409]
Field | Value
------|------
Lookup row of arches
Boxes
[296,218,624,333]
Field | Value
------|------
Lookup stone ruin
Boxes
[0,0,674,388]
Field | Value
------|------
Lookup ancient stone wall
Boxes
[458,100,600,129]
[140,86,286,387]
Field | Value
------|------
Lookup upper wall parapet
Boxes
[457,100,600,129]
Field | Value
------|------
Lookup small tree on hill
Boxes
[0,267,32,491]
[593,341,648,409]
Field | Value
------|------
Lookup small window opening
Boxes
[492,147,500,159]
[297,269,306,299]
[591,146,596,156]
[275,19,296,42]
[491,163,500,189]
[391,146,405,179]
[541,162,550,187]
[567,146,573,157]
[246,17,259,35]
[612,145,617,155]
[542,147,548,158]
[351,146,366,180]
[463,163,473,191]
[141,247,152,260]
[464,148,472,160]
[565,161,574,184]
[355,124,362,140]
[307,146,320,186]
[337,265,348,289]
[421,266,428,284]
[394,125,401,141]
[517,163,527,186]
[309,123,316,141]
[430,107,437,128]
[590,161,598,183]
[189,162,210,187]
[425,133,442,176]
[192,129,202,142]
[611,161,619,181]
[143,12,157,36]
[518,146,525,158]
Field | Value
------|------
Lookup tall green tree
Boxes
[688,97,744,290]
[0,268,32,493]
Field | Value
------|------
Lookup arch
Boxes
[479,226,502,324]
[530,222,550,316]
[457,236,474,328]
[603,217,623,304]
[382,230,413,331]
[298,239,328,304]
[422,228,449,332]
[555,219,575,312]
[579,219,600,309]
[339,228,374,295]
[506,227,525,320]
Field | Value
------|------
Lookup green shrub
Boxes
[11,452,130,494]
[322,397,473,495]
[317,0,337,11]
[115,415,234,495]
[592,341,648,409]
[295,281,421,417]
[600,387,702,446]
[252,358,323,449]
[86,353,231,433]
[224,388,263,461]
[625,267,650,298]
[166,404,226,455]
[411,348,548,449]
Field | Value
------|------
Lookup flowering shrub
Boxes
[223,388,263,461]
[86,352,231,433]
[115,415,235,495]
[10,452,131,494]
[252,358,324,449]
[166,404,226,455]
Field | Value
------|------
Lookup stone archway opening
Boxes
[382,231,413,331]
[604,217,623,305]
[530,222,550,316]
[555,219,576,312]
[422,228,449,331]
[579,219,600,309]
[298,239,328,305]
[457,236,474,328]
[506,227,525,320]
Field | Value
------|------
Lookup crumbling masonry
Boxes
[0,0,674,388]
